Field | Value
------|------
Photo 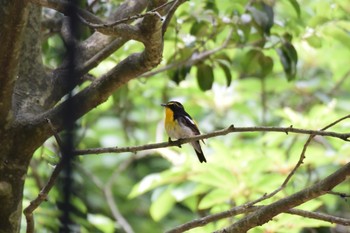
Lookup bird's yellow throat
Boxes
[165,107,174,123]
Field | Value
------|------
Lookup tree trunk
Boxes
[0,1,41,232]
[0,0,165,231]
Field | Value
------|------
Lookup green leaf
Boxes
[240,49,273,78]
[196,64,214,91]
[172,66,191,84]
[128,168,187,198]
[190,21,209,37]
[204,0,219,14]
[219,62,232,86]
[215,53,233,86]
[276,42,298,81]
[198,189,232,209]
[305,34,322,48]
[247,3,274,35]
[288,0,301,17]
[259,55,274,77]
[322,25,350,50]
[150,188,176,221]
[240,49,260,76]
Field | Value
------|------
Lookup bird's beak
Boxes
[161,103,167,107]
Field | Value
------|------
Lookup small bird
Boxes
[161,101,207,163]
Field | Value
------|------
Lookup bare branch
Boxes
[23,160,64,233]
[167,206,350,233]
[30,0,103,24]
[286,209,350,226]
[142,27,233,78]
[166,114,350,232]
[166,205,258,233]
[24,121,64,233]
[74,120,350,156]
[76,154,148,233]
[80,7,167,29]
[214,163,350,232]
[327,191,350,198]
[77,38,128,75]
[162,0,187,34]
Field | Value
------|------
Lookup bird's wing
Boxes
[178,115,201,135]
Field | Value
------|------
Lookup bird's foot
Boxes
[168,137,182,148]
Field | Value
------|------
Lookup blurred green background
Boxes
[23,0,350,232]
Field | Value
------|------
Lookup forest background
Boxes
[1,0,350,232]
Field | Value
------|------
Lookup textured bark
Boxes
[0,0,174,232]
[0,0,29,233]
[0,0,28,126]
[13,4,48,120]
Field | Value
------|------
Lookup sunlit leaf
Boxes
[150,188,176,221]
[198,189,232,209]
[305,34,323,48]
[288,0,301,17]
[129,168,187,198]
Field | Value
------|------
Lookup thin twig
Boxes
[214,163,350,232]
[286,209,350,226]
[74,119,350,156]
[142,27,233,78]
[24,120,65,233]
[166,205,350,233]
[79,1,174,29]
[328,191,350,198]
[167,115,350,232]
[212,115,350,233]
[162,0,186,34]
[240,114,350,207]
[23,160,65,233]
[328,69,350,96]
[166,205,258,233]
[46,118,64,150]
[77,154,147,233]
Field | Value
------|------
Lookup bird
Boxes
[161,101,207,163]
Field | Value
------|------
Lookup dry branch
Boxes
[74,123,350,156]
[215,162,350,232]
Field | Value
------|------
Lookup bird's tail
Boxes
[191,141,207,163]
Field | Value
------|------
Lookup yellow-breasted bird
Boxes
[161,101,207,163]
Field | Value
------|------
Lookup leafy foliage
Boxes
[24,0,350,232]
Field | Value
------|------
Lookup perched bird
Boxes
[161,101,207,163]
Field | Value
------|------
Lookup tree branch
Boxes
[167,206,350,233]
[30,0,103,24]
[166,205,258,233]
[215,162,350,232]
[162,0,187,34]
[79,1,175,29]
[23,120,65,233]
[73,122,350,156]
[286,209,350,226]
[77,153,148,233]
[32,3,164,136]
[142,27,233,78]
[38,0,149,111]
[165,114,350,232]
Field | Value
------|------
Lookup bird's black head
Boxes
[161,101,185,112]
